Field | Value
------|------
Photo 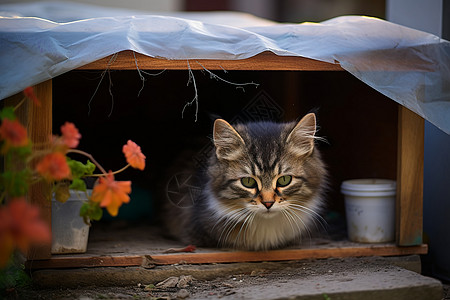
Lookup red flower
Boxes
[35,152,71,181]
[23,87,41,106]
[122,140,146,170]
[60,122,81,148]
[91,172,131,217]
[0,198,51,268]
[0,118,29,149]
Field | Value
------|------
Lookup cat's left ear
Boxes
[213,119,245,161]
[286,113,317,157]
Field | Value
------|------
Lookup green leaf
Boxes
[53,184,70,203]
[79,201,90,216]
[69,178,87,191]
[90,204,103,221]
[67,158,96,178]
[0,169,31,197]
[0,106,16,121]
[144,284,156,291]
[79,201,103,225]
[12,143,32,158]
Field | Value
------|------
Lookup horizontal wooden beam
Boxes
[77,50,343,71]
[26,243,427,270]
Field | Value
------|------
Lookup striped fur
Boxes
[164,113,327,250]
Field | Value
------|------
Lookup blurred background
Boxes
[0,0,385,22]
[1,0,449,285]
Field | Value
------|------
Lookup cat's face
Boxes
[207,113,327,249]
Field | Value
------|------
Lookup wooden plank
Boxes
[77,50,343,71]
[26,244,427,270]
[27,80,53,260]
[396,106,425,246]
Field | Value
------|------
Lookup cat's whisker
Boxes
[236,211,256,248]
[281,209,300,240]
[216,210,244,236]
[283,207,313,242]
[210,206,243,232]
[217,208,250,247]
[289,204,328,232]
[288,203,328,233]
[243,212,256,248]
[244,212,256,243]
[213,209,241,240]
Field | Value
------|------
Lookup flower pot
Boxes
[51,190,91,254]
[341,179,396,243]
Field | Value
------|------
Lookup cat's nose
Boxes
[262,201,274,209]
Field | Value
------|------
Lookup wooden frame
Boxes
[9,51,424,267]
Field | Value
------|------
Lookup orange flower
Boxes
[23,86,41,106]
[0,198,51,268]
[60,122,81,148]
[0,118,29,149]
[122,140,146,170]
[35,152,71,181]
[91,172,131,217]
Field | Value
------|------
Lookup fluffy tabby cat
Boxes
[164,113,327,251]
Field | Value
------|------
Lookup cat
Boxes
[163,113,327,251]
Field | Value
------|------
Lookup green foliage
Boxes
[53,182,71,203]
[0,169,31,198]
[67,158,95,178]
[66,158,95,192]
[0,256,31,291]
[0,141,33,198]
[69,178,87,191]
[0,106,16,121]
[9,143,32,159]
[80,201,103,225]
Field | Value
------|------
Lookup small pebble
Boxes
[176,289,190,299]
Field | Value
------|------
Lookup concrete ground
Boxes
[9,255,444,300]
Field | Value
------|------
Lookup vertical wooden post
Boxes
[27,80,53,260]
[396,106,424,246]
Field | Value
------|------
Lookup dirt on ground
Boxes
[1,257,447,300]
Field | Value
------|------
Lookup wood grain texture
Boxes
[396,106,424,246]
[26,243,427,270]
[77,50,343,71]
[27,80,53,260]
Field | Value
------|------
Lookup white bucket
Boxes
[341,179,396,243]
[51,190,91,254]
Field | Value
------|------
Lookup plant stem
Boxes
[13,97,27,111]
[67,149,108,175]
[110,164,130,175]
[84,164,130,178]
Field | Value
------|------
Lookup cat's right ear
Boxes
[213,119,245,161]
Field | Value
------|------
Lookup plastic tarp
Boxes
[1,2,449,133]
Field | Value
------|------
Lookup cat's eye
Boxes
[241,177,257,189]
[277,175,292,187]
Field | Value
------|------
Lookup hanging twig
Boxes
[196,61,259,92]
[87,53,118,116]
[132,51,167,97]
[107,68,114,117]
[182,60,199,122]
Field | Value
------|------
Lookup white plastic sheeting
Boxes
[1,2,449,133]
